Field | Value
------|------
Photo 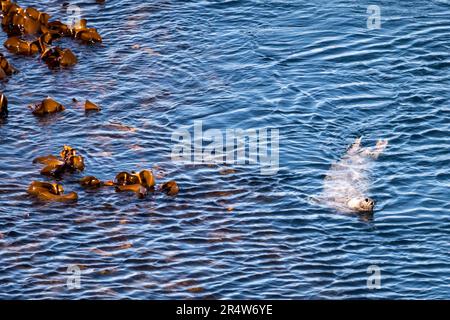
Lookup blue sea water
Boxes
[0,0,449,299]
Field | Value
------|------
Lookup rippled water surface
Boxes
[0,0,449,299]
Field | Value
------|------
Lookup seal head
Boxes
[347,197,375,212]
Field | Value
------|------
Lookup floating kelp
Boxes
[99,170,156,199]
[1,1,102,42]
[115,170,155,189]
[0,93,7,118]
[45,20,71,37]
[59,145,85,172]
[138,170,156,189]
[2,2,186,205]
[24,6,50,25]
[115,171,141,186]
[0,52,16,77]
[33,155,64,175]
[37,30,60,47]
[79,176,114,188]
[60,145,75,159]
[1,2,49,36]
[29,97,65,116]
[64,154,85,172]
[1,1,21,34]
[34,145,85,177]
[4,9,40,35]
[0,1,101,69]
[4,36,39,55]
[28,181,78,202]
[107,170,179,198]
[80,169,157,198]
[161,180,179,196]
[41,46,77,68]
[28,181,63,195]
[71,19,102,44]
[80,176,101,188]
[85,100,101,112]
